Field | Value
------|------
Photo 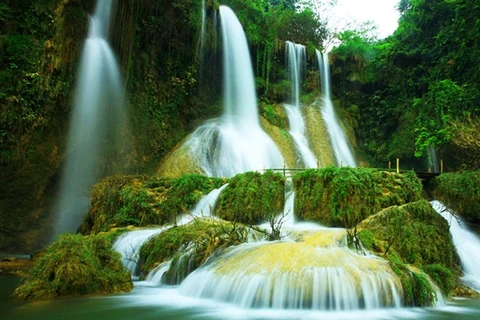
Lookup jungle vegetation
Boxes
[1,0,479,258]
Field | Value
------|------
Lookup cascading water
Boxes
[176,184,228,225]
[284,41,317,168]
[317,50,356,167]
[431,200,480,291]
[53,0,127,237]
[113,228,165,279]
[183,6,283,177]
[114,184,408,312]
[114,184,229,280]
[178,229,404,310]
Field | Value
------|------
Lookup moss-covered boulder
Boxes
[79,174,226,234]
[215,171,286,225]
[13,233,132,300]
[138,218,258,284]
[432,171,480,223]
[293,167,423,227]
[356,200,460,299]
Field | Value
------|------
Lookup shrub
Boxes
[293,167,422,227]
[14,233,132,300]
[215,171,285,224]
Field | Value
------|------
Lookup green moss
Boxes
[357,200,461,300]
[13,233,132,301]
[138,219,254,283]
[259,102,288,128]
[424,263,457,296]
[433,171,480,223]
[79,174,226,234]
[293,167,422,227]
[215,171,286,225]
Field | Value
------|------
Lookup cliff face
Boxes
[0,0,93,251]
[0,0,206,252]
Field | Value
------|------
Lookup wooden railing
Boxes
[262,157,444,179]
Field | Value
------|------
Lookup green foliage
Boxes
[331,29,377,84]
[414,80,463,156]
[138,219,253,283]
[79,174,226,234]
[433,171,480,223]
[215,171,286,225]
[330,0,480,169]
[424,263,457,296]
[13,233,132,300]
[293,167,422,227]
[259,102,288,127]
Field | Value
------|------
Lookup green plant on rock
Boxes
[79,174,226,234]
[137,218,255,283]
[215,171,285,225]
[293,167,422,227]
[433,171,480,224]
[13,233,132,301]
[357,200,460,298]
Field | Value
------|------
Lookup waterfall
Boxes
[176,184,228,225]
[431,200,480,291]
[178,230,404,310]
[53,0,127,236]
[113,228,165,279]
[284,42,317,168]
[286,41,305,108]
[114,185,228,281]
[428,147,440,173]
[199,0,207,58]
[183,6,283,177]
[317,50,356,167]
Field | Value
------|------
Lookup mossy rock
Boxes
[13,233,132,301]
[79,174,226,234]
[293,167,422,227]
[357,200,460,297]
[138,218,257,283]
[214,171,286,225]
[389,262,437,307]
[432,171,480,224]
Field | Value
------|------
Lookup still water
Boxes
[2,276,480,320]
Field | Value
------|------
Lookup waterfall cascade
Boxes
[114,180,411,312]
[178,236,404,310]
[182,6,283,177]
[53,0,127,236]
[431,200,480,291]
[317,50,356,167]
[284,42,317,169]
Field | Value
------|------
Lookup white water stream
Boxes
[184,6,283,177]
[431,200,480,291]
[284,41,317,168]
[317,50,356,167]
[53,0,127,236]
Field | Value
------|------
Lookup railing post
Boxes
[396,158,400,174]
[440,159,444,174]
[388,161,391,169]
[283,162,286,177]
